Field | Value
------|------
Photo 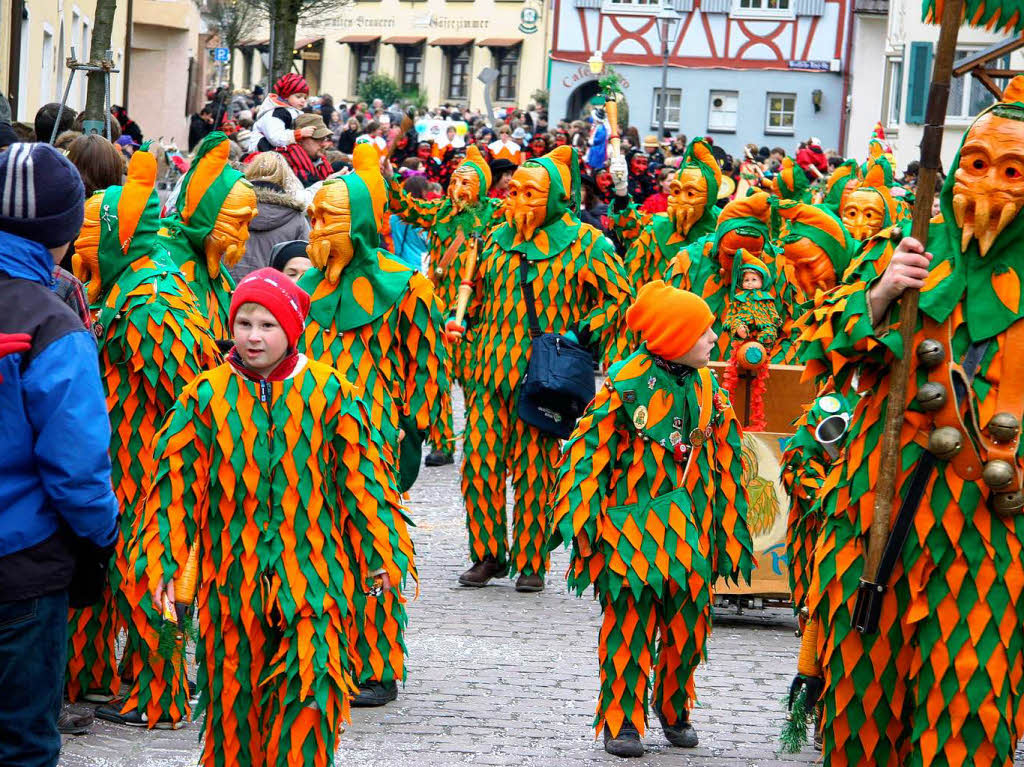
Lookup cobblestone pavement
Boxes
[60,388,823,767]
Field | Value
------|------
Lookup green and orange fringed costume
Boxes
[608,138,721,289]
[549,341,754,739]
[384,145,504,456]
[795,80,1024,766]
[65,147,220,724]
[159,131,253,340]
[299,144,444,690]
[459,145,634,581]
[132,358,412,766]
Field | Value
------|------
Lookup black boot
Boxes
[58,704,93,735]
[351,680,398,707]
[423,449,454,467]
[603,722,644,758]
[660,710,698,748]
[95,702,183,730]
[458,556,505,587]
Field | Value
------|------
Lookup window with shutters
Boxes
[905,42,932,124]
[447,48,470,101]
[495,46,520,102]
[732,0,793,19]
[353,44,378,91]
[946,48,1008,121]
[399,44,424,91]
[881,57,903,131]
[765,92,796,134]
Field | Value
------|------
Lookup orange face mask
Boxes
[667,166,708,237]
[952,112,1024,256]
[505,165,551,242]
[841,189,886,241]
[308,181,355,284]
[448,166,481,212]
[72,194,104,306]
[205,179,257,277]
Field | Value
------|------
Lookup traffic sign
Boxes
[212,47,230,62]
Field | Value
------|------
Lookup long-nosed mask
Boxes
[73,194,104,305]
[951,112,1024,256]
[449,166,481,212]
[667,166,708,237]
[505,164,553,242]
[308,181,355,284]
[204,179,257,278]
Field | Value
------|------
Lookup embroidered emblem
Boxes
[633,405,649,430]
[672,416,684,429]
[670,431,682,446]
[647,376,657,390]
[689,428,706,447]
[622,389,637,404]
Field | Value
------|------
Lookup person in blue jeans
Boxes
[0,142,119,767]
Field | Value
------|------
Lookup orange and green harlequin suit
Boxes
[460,168,634,579]
[607,138,721,289]
[549,346,754,737]
[384,171,504,453]
[796,109,1024,766]
[65,149,220,726]
[299,172,445,688]
[132,359,412,766]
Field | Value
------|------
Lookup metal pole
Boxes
[50,46,78,144]
[267,0,276,91]
[659,20,668,142]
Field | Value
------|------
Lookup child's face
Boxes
[741,270,763,290]
[672,326,719,369]
[287,92,308,109]
[233,303,289,377]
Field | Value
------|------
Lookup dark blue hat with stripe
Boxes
[0,142,85,247]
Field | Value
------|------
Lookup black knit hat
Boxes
[270,239,310,273]
[0,143,85,247]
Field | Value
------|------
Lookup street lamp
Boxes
[654,3,682,143]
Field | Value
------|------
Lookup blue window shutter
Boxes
[906,41,933,125]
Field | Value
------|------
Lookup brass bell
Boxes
[992,491,1024,515]
[986,412,1021,443]
[927,426,963,460]
[915,382,947,413]
[982,459,1016,490]
[916,339,945,369]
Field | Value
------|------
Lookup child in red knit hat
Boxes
[549,280,755,758]
[248,73,313,154]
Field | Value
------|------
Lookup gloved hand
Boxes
[609,154,628,197]
[0,332,31,384]
[444,317,467,344]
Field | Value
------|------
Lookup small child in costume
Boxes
[549,280,755,759]
[134,268,413,766]
[721,250,782,431]
[248,74,316,154]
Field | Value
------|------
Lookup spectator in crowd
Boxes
[230,152,311,281]
[270,239,313,282]
[66,134,125,198]
[641,135,665,168]
[488,158,517,199]
[110,105,143,145]
[795,137,828,179]
[579,173,609,233]
[640,167,673,214]
[278,113,334,188]
[34,103,76,145]
[0,141,119,766]
[337,116,360,153]
[389,174,431,270]
[188,105,215,152]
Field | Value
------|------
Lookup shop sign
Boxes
[788,59,830,71]
[519,5,540,34]
[561,64,630,89]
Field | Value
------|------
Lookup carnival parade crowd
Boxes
[2,67,1023,767]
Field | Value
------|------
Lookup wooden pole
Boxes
[856,0,965,634]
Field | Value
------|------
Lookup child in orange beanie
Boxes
[549,280,755,758]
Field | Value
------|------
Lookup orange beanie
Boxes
[626,280,715,360]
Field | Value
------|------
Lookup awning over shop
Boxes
[238,38,269,49]
[383,35,427,45]
[337,34,380,44]
[476,38,522,47]
[429,37,474,47]
[293,36,323,50]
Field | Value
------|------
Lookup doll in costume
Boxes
[721,251,782,431]
[549,281,754,758]
[298,142,443,706]
[607,138,722,289]
[65,146,221,727]
[159,131,257,340]
[134,269,411,766]
[384,144,504,466]
[795,77,1024,767]
[445,145,634,593]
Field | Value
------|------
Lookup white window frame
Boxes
[881,56,902,132]
[707,89,738,133]
[651,87,682,130]
[41,24,55,105]
[601,0,660,14]
[946,47,1006,125]
[765,91,796,135]
[731,0,794,20]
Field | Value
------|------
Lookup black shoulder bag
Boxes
[516,255,597,439]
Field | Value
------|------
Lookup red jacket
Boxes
[796,146,828,175]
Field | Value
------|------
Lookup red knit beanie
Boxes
[274,73,309,99]
[229,268,310,348]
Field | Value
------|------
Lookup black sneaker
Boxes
[58,704,93,735]
[351,680,398,707]
[603,722,644,758]
[660,711,698,747]
[188,678,199,706]
[423,449,454,467]
[95,703,183,730]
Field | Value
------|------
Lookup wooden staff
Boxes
[854,0,965,635]
[451,236,480,338]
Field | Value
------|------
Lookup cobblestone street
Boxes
[59,390,820,767]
